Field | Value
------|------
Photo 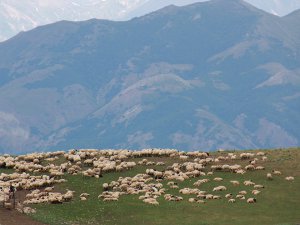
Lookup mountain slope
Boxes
[0,0,299,153]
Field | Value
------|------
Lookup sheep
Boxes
[256,152,265,156]
[205,194,214,200]
[207,171,214,176]
[196,200,206,204]
[254,184,264,189]
[23,206,36,214]
[236,194,245,200]
[179,155,189,161]
[252,190,260,195]
[80,196,87,201]
[213,186,227,192]
[272,170,282,175]
[80,193,90,198]
[188,198,196,203]
[262,156,268,161]
[247,198,256,203]
[167,181,177,186]
[213,177,223,182]
[245,165,255,171]
[44,186,54,192]
[267,173,273,180]
[4,202,12,209]
[230,180,240,186]
[239,190,247,195]
[244,180,255,186]
[235,169,246,175]
[228,198,236,203]
[103,197,118,202]
[285,176,295,181]
[213,195,221,199]
[255,166,265,170]
[225,193,233,198]
[170,185,179,189]
[103,183,109,191]
[193,179,209,186]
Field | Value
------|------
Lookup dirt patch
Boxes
[0,208,46,225]
[0,189,47,225]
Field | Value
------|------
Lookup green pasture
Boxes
[2,148,300,225]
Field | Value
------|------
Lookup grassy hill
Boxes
[0,148,299,225]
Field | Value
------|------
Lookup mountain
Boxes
[1,0,300,42]
[0,0,299,153]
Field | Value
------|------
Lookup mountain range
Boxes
[1,0,300,42]
[0,0,299,153]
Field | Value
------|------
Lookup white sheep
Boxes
[267,173,273,180]
[272,170,282,175]
[247,198,256,203]
[228,198,236,203]
[285,176,295,181]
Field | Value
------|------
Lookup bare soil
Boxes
[0,189,46,225]
[0,208,45,225]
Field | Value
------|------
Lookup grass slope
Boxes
[2,148,300,225]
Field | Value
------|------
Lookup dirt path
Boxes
[0,208,46,225]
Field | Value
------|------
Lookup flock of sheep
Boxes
[0,148,296,214]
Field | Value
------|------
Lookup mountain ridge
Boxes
[1,0,300,42]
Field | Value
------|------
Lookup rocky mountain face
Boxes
[0,0,299,153]
[1,0,300,42]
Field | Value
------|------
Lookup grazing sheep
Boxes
[245,165,255,171]
[252,190,261,195]
[225,193,233,198]
[254,184,264,189]
[255,166,265,170]
[256,152,265,156]
[188,198,196,203]
[80,196,87,201]
[205,194,214,200]
[213,186,227,191]
[44,186,54,192]
[80,193,90,198]
[179,155,189,161]
[230,180,240,186]
[170,185,179,189]
[4,202,12,209]
[23,206,36,214]
[285,176,295,181]
[267,173,273,180]
[197,199,206,204]
[103,197,118,202]
[244,180,255,186]
[213,195,221,199]
[143,198,159,205]
[247,198,256,203]
[103,183,109,191]
[213,177,223,182]
[239,190,247,195]
[272,170,282,175]
[228,198,236,203]
[262,156,268,161]
[235,169,246,175]
[236,195,245,200]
